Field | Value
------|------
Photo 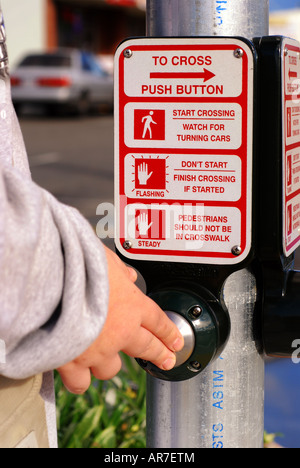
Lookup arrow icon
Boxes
[150,68,216,83]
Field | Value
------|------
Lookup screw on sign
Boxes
[123,49,133,58]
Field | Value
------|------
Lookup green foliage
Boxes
[263,430,284,447]
[55,354,146,448]
[56,356,280,448]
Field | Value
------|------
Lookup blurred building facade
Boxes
[4,2,300,71]
[1,0,146,69]
[47,0,146,54]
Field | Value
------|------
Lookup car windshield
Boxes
[80,52,108,76]
[19,54,72,68]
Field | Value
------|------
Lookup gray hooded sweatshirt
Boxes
[0,8,109,447]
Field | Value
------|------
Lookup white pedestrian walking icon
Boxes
[142,111,157,139]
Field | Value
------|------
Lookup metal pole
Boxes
[146,0,269,449]
[146,0,269,39]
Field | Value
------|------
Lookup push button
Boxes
[165,311,195,367]
[137,288,230,381]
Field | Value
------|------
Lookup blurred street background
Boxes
[20,114,115,245]
[3,0,300,448]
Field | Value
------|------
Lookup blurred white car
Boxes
[10,49,114,114]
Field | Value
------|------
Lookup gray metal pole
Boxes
[146,0,269,449]
[146,0,269,39]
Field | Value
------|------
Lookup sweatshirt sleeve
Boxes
[0,161,109,379]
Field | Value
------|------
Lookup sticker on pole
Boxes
[282,38,300,257]
[114,38,254,265]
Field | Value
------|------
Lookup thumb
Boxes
[57,363,91,395]
[126,266,138,283]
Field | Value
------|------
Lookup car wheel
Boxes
[76,91,90,116]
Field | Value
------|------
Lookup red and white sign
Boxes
[115,38,254,265]
[283,38,300,257]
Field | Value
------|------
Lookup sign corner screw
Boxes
[124,49,133,59]
[234,48,244,58]
[123,240,132,250]
[232,245,242,256]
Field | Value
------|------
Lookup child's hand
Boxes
[57,246,184,394]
